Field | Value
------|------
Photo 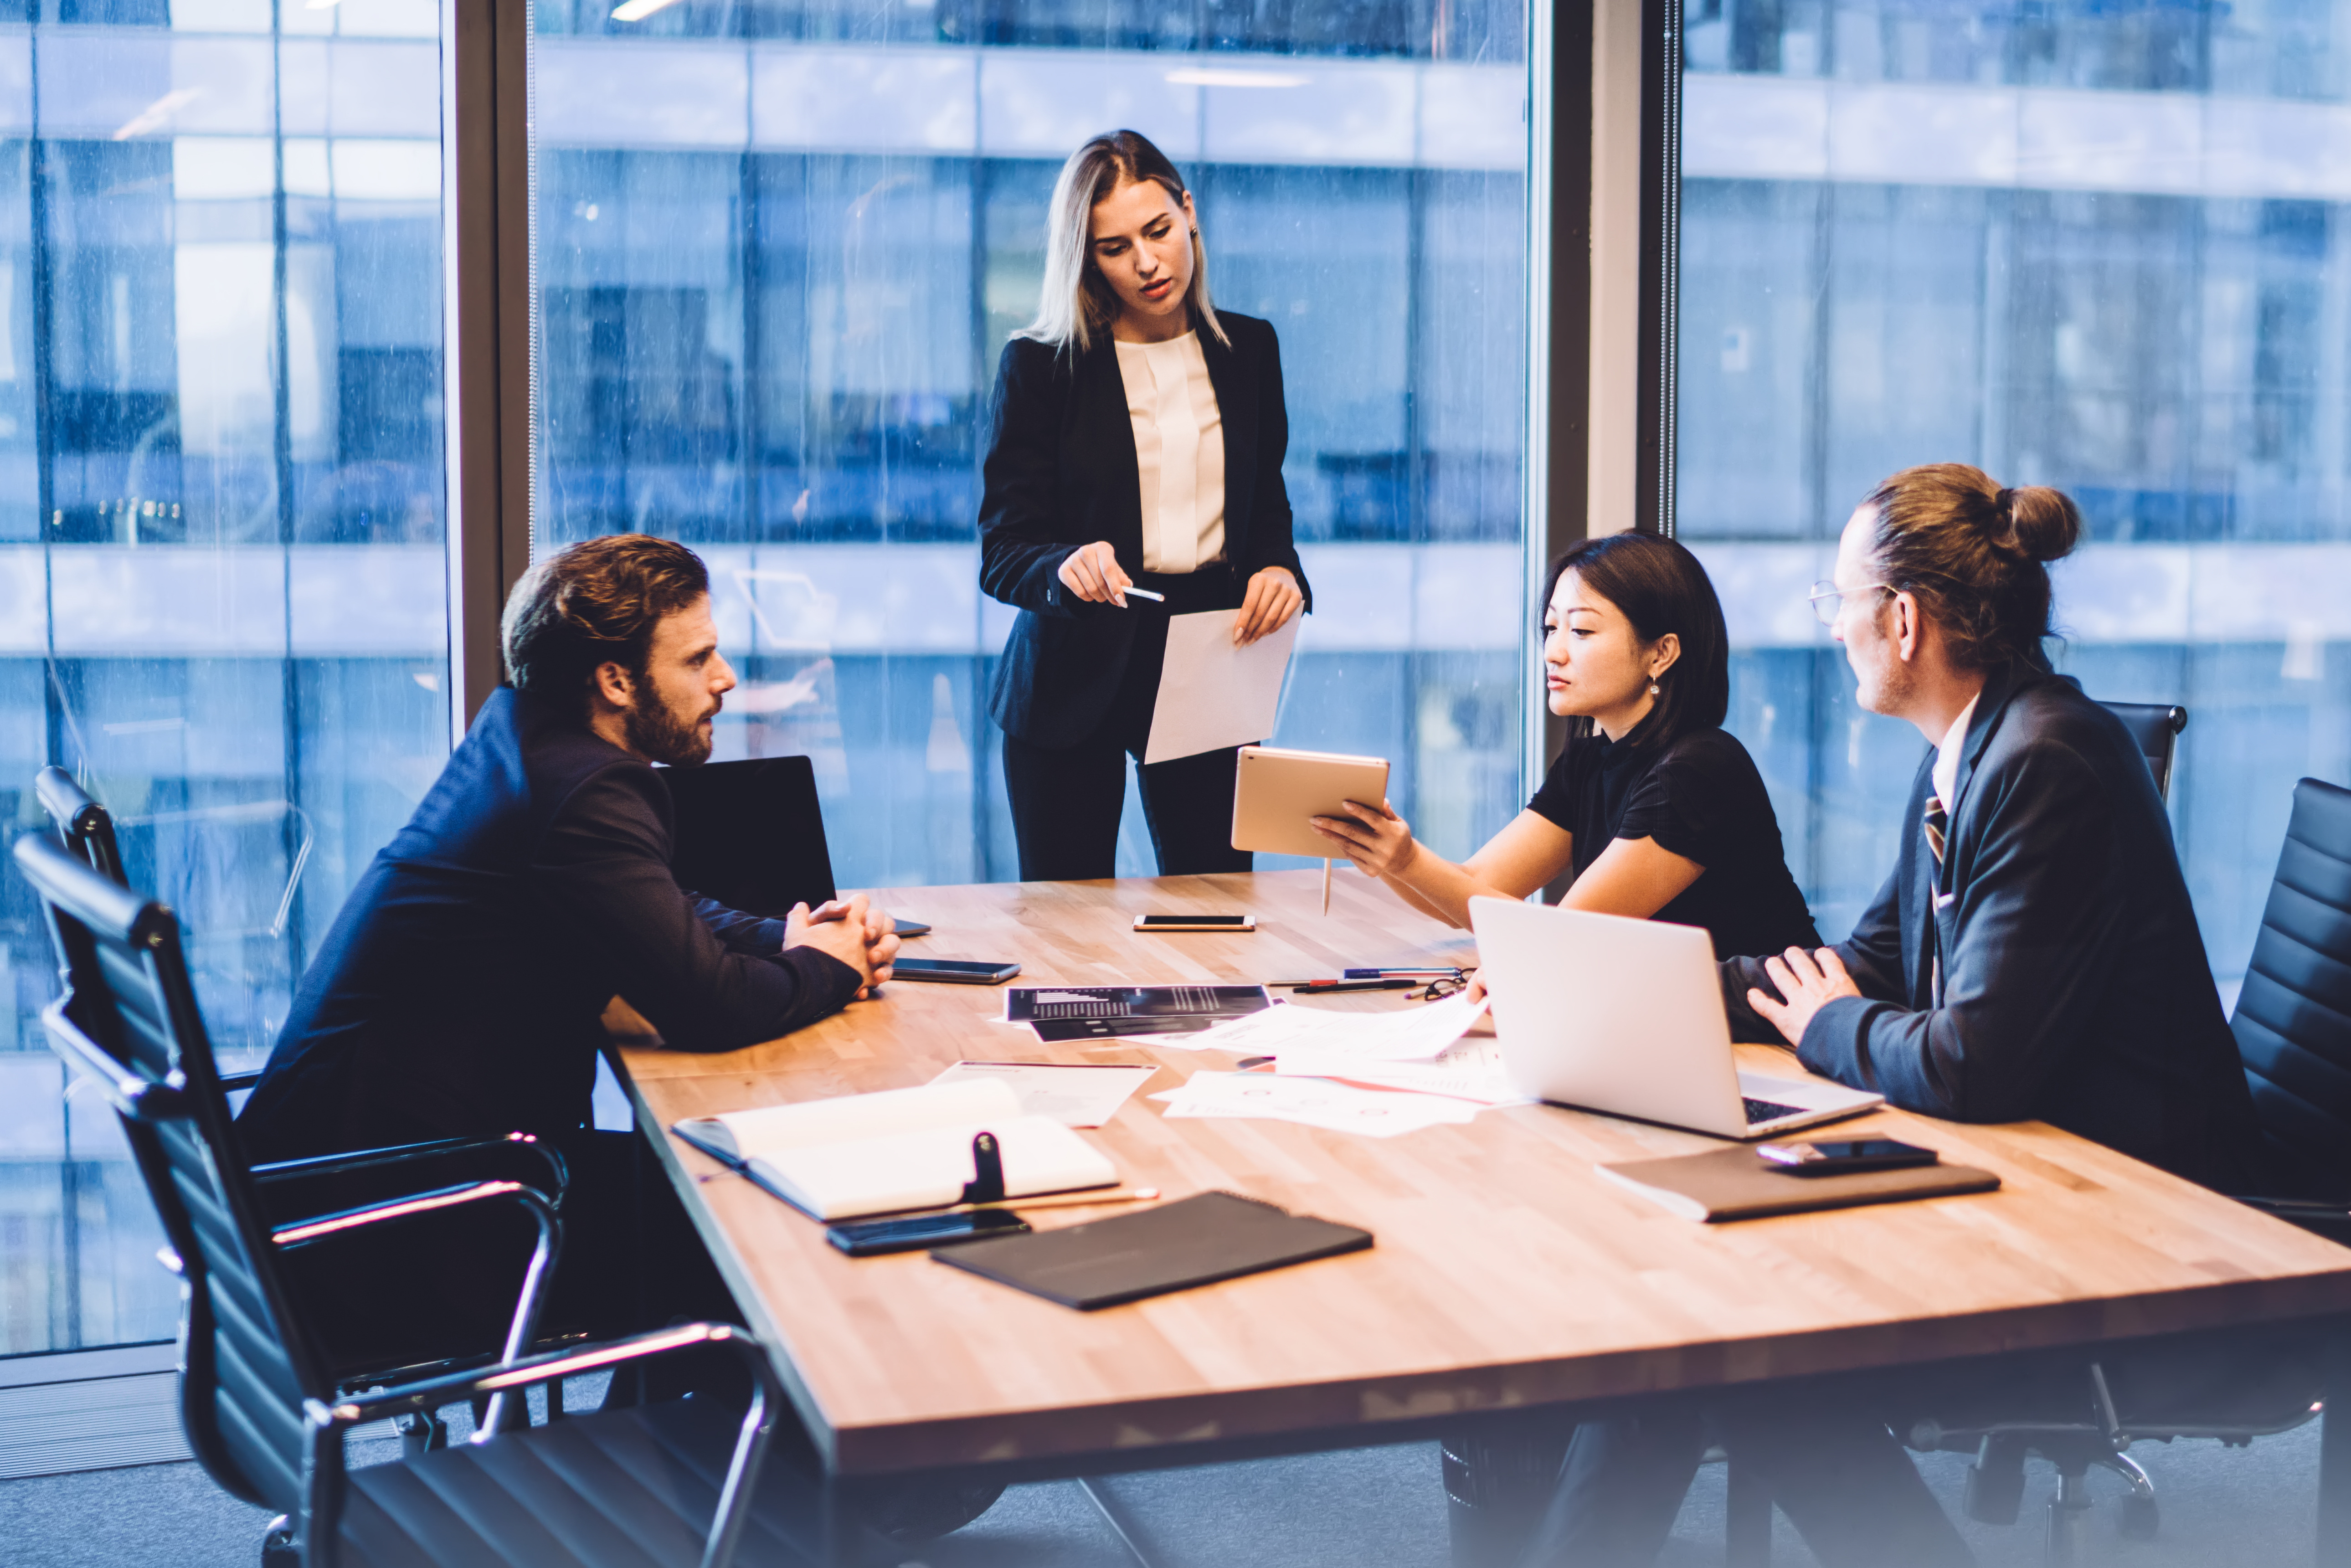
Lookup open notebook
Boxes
[672,1078,1118,1222]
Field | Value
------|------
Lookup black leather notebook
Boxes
[931,1191,1373,1310]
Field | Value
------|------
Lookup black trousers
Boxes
[1003,565,1256,882]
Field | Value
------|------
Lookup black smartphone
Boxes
[888,958,1022,984]
[1134,914,1256,932]
[1756,1137,1940,1176]
[825,1209,1031,1256]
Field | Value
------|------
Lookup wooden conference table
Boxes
[613,869,2351,1538]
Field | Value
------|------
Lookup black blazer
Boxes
[978,312,1312,748]
[1723,659,2280,1193]
[237,687,862,1162]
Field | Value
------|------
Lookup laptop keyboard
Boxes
[1742,1096,1806,1125]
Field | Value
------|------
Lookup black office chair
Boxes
[2096,702,2188,802]
[1907,776,2351,1560]
[36,763,127,882]
[15,830,817,1568]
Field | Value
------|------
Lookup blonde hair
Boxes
[1019,130,1229,356]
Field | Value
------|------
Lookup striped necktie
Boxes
[1924,793,1949,1004]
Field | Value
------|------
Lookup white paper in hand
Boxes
[1143,609,1301,765]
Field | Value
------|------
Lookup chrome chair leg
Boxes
[2045,1465,2094,1566]
[2096,1450,2158,1540]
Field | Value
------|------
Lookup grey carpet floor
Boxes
[0,1400,2323,1568]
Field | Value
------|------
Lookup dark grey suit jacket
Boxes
[978,313,1312,748]
[1723,659,2281,1193]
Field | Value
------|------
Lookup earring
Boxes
[1647,680,1660,696]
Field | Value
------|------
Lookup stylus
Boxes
[1123,586,1165,601]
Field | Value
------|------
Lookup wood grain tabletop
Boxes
[612,867,2351,1475]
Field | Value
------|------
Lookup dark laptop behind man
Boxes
[239,534,896,1357]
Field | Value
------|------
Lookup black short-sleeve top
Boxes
[1527,723,1821,960]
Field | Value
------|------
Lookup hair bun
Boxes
[1992,483,2081,564]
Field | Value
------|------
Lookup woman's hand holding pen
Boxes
[1310,798,1418,878]
[1235,566,1304,645]
[1059,541,1134,607]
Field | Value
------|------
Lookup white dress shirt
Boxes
[1931,694,1980,814]
[1113,330,1227,574]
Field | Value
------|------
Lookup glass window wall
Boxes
[1,0,449,1358]
[530,0,1531,884]
[1679,0,2351,982]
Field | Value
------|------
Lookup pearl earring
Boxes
[1648,680,1660,696]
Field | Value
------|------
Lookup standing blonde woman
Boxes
[979,130,1310,880]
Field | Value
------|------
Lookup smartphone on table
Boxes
[826,1209,1030,1256]
[1756,1138,1939,1176]
[888,958,1022,984]
[1134,914,1256,933]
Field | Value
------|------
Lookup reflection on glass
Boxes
[1680,0,2351,984]
[1,2,449,1356]
[531,2,1530,885]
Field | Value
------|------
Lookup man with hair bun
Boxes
[238,533,896,1365]
[1733,462,2274,1191]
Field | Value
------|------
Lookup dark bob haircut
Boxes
[501,534,710,714]
[1541,531,1731,751]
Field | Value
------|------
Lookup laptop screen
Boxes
[659,756,839,919]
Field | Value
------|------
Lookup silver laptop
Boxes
[1469,896,1883,1140]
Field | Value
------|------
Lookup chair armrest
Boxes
[275,1181,562,1401]
[312,1322,784,1568]
[252,1132,567,1206]
[2235,1195,2351,1246]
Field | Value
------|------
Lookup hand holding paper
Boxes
[1146,610,1301,765]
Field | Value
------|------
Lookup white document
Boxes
[928,1061,1159,1127]
[1151,1071,1481,1138]
[1143,609,1301,765]
[1275,1038,1532,1106]
[1180,992,1487,1063]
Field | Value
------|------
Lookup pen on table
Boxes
[962,1186,1159,1215]
[1121,586,1165,602]
[1280,978,1420,993]
[1343,967,1465,981]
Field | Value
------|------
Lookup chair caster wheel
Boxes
[2118,1492,2159,1540]
[260,1514,298,1568]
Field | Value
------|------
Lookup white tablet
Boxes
[1229,745,1392,859]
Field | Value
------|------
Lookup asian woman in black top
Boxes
[1311,530,1817,959]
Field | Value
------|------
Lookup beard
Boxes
[623,688,718,766]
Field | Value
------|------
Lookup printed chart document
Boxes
[1004,985,1272,1043]
[928,1061,1159,1127]
[1144,609,1301,765]
[672,1078,1117,1220]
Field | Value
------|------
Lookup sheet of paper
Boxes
[1150,1070,1481,1138]
[929,1061,1160,1127]
[1143,609,1301,765]
[1274,1037,1533,1106]
[1179,992,1487,1063]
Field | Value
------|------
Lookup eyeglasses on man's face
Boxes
[1807,581,1894,627]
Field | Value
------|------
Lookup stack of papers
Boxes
[927,1061,1158,1127]
[1274,1037,1531,1107]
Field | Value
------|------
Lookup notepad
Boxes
[1596,1145,2000,1223]
[931,1190,1373,1310]
[672,1079,1119,1221]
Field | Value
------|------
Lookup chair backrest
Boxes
[661,755,840,918]
[12,832,319,1518]
[2233,777,2351,1195]
[2096,701,2189,802]
[34,765,127,883]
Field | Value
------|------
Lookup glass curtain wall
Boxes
[529,0,1530,885]
[1677,0,2351,981]
[0,0,450,1357]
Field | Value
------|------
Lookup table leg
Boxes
[2320,1321,2351,1568]
[1724,1455,1772,1568]
[1080,1475,1163,1568]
